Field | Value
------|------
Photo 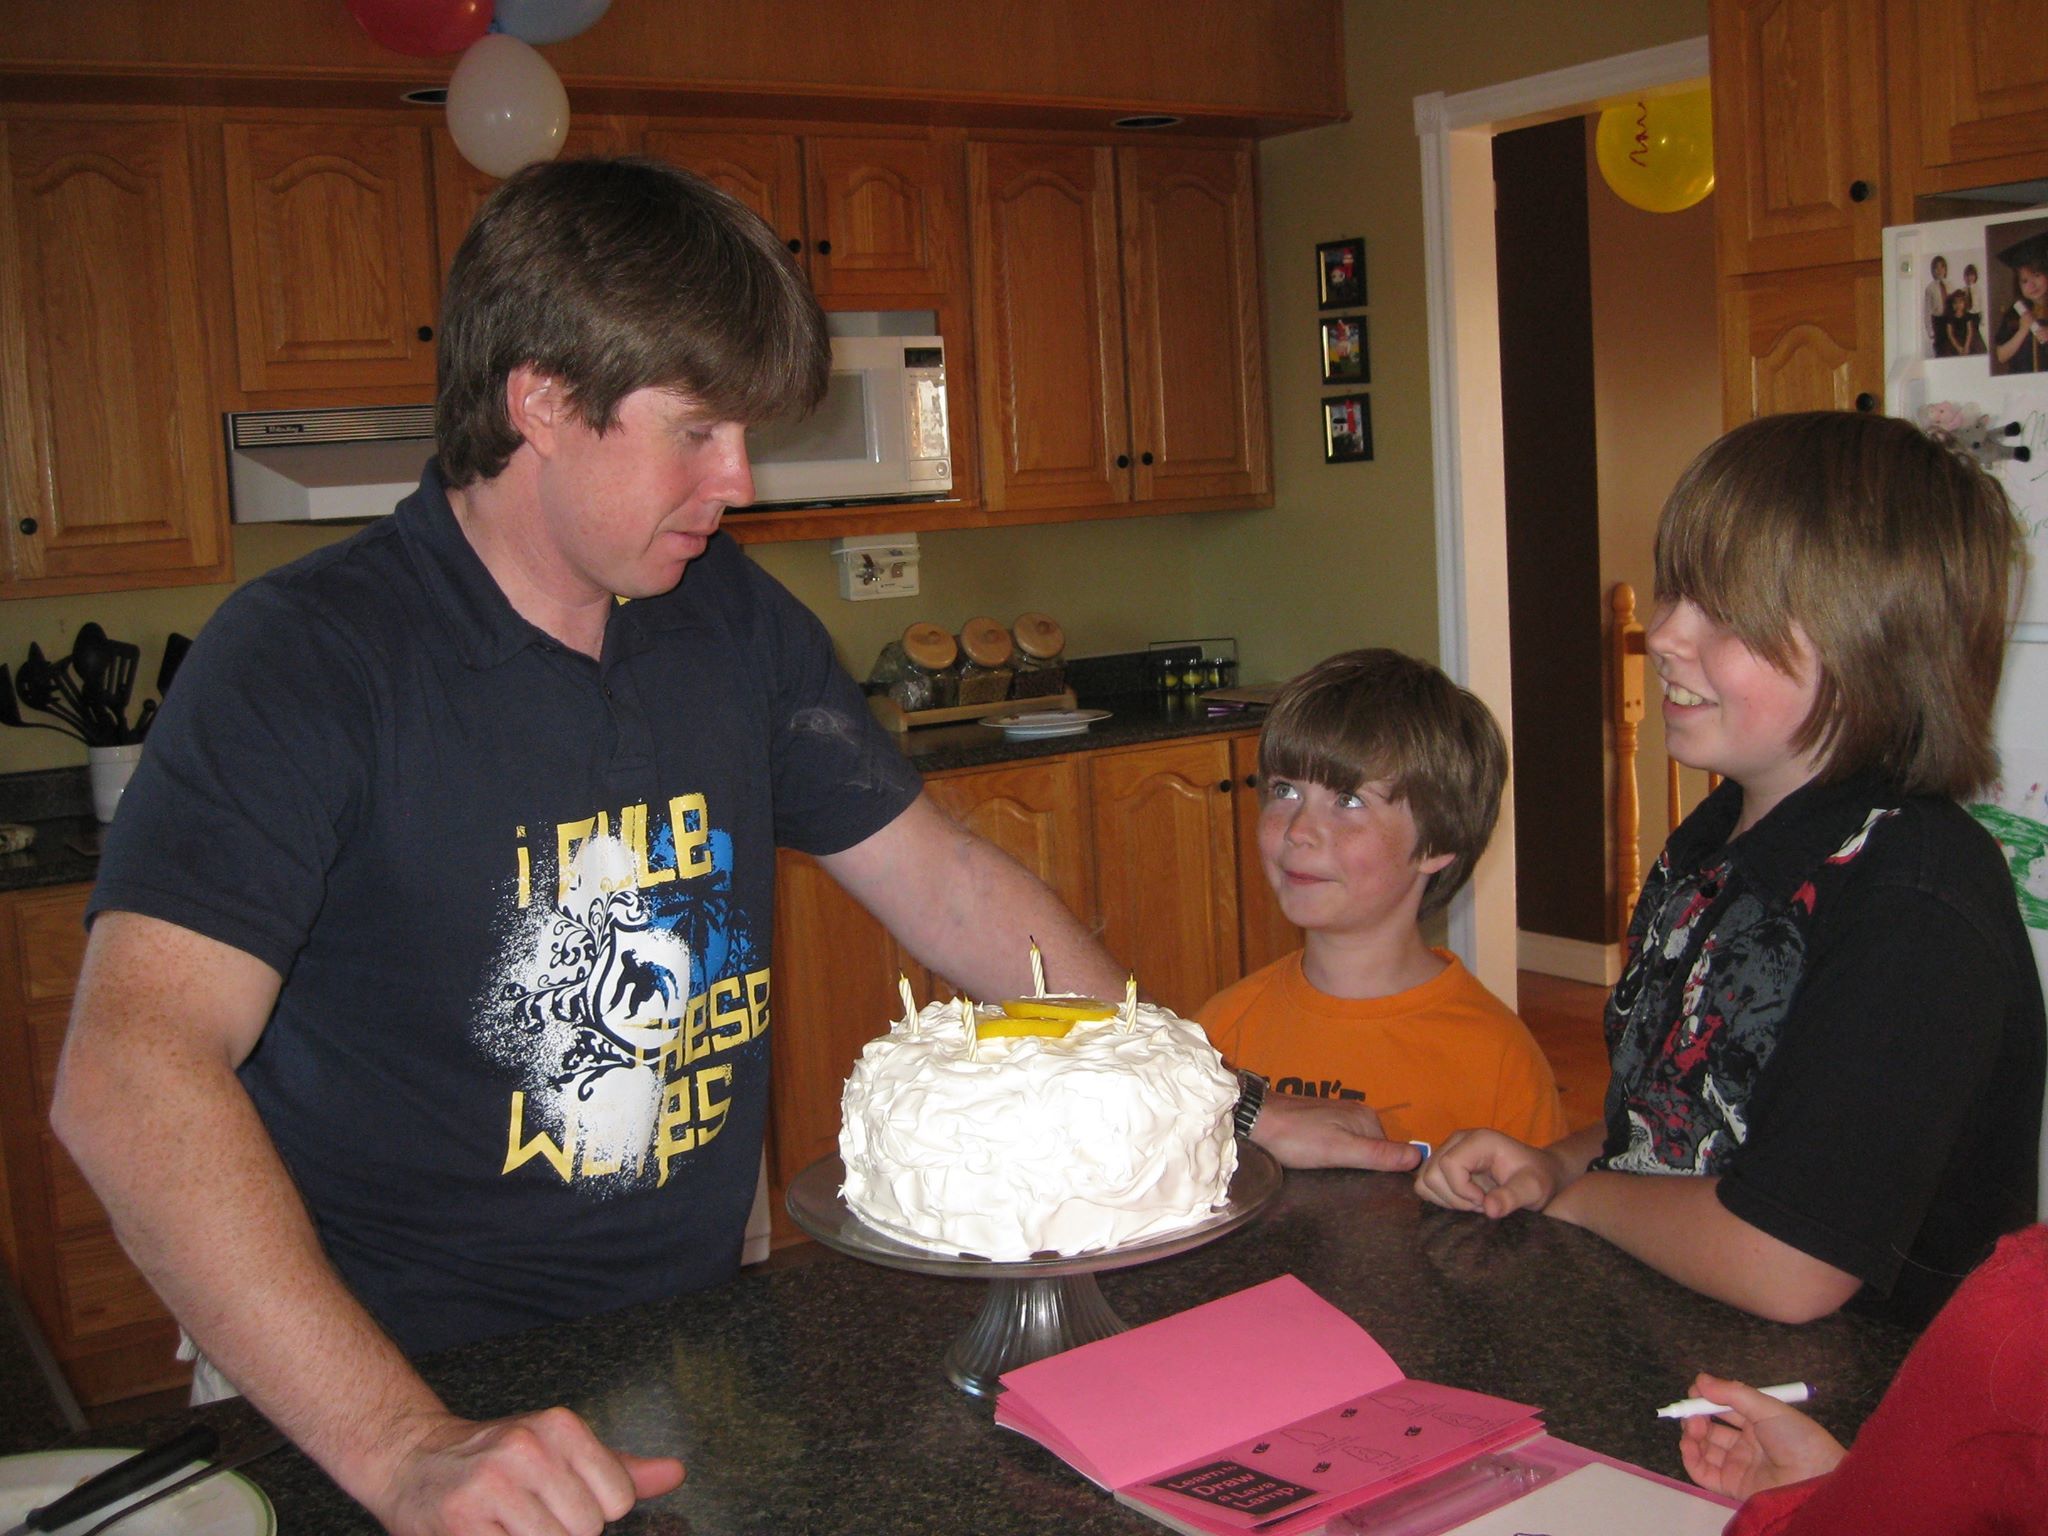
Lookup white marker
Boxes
[1657,1382,1813,1419]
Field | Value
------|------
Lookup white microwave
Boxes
[742,333,952,510]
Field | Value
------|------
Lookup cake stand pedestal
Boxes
[785,1143,1281,1399]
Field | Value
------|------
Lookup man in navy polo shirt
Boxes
[53,157,1414,1536]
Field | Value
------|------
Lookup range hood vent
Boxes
[226,405,436,523]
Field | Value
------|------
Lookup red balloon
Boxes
[346,0,493,56]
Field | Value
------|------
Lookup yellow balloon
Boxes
[1595,90,1715,213]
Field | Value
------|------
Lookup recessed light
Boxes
[403,87,448,105]
[1112,114,1181,130]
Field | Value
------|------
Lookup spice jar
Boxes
[1010,612,1067,699]
[867,622,959,713]
[955,616,1016,707]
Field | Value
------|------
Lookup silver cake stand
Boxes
[785,1142,1281,1399]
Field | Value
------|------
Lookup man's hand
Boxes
[1250,1092,1424,1172]
[1677,1373,1845,1500]
[1413,1129,1565,1217]
[370,1406,684,1536]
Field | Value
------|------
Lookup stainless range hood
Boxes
[226,406,436,523]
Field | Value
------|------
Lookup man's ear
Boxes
[505,364,564,456]
[1416,849,1457,877]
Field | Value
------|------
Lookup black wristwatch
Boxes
[1233,1069,1268,1139]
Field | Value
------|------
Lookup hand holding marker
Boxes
[1657,1381,1813,1419]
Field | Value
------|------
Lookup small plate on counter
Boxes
[0,1448,275,1536]
[979,709,1111,740]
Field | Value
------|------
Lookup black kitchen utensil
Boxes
[1,1423,219,1536]
[16,646,96,740]
[157,633,192,698]
[67,624,125,742]
[105,638,140,730]
[75,1430,287,1536]
[0,665,90,745]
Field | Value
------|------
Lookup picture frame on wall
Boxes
[1323,393,1372,463]
[1320,315,1368,384]
[1317,237,1366,309]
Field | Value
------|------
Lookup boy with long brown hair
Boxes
[1418,411,2044,1328]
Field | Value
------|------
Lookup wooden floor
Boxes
[1518,969,1610,1131]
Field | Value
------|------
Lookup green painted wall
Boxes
[0,0,1706,774]
[1195,0,1710,685]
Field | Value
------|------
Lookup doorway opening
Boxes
[1414,38,1713,1006]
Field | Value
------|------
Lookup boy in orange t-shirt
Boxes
[1198,649,1567,1149]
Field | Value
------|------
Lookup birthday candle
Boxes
[1029,935,1046,997]
[1120,974,1138,1031]
[961,995,978,1059]
[898,972,918,1035]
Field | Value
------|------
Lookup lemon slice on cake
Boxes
[975,996,1117,1038]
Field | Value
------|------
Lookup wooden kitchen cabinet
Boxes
[219,116,441,395]
[646,126,961,304]
[1720,260,1884,422]
[0,109,231,596]
[921,758,1092,935]
[969,138,1269,515]
[1117,145,1271,503]
[1710,0,1886,275]
[1230,734,1300,977]
[764,847,915,1242]
[1088,738,1241,1019]
[0,884,188,1405]
[1889,0,2048,190]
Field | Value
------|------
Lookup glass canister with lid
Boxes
[1009,612,1067,698]
[865,621,960,713]
[954,616,1016,706]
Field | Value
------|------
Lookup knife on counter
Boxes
[2,1424,217,1536]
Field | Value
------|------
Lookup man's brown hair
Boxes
[1258,648,1509,920]
[1655,410,2025,798]
[435,155,828,487]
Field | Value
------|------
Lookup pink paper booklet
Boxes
[995,1276,1545,1536]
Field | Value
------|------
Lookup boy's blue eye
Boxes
[1267,780,1300,801]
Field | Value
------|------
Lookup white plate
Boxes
[979,708,1111,740]
[0,1448,275,1536]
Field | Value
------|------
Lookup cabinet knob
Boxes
[787,237,802,253]
[16,517,36,537]
[1216,779,1233,794]
[1141,451,1155,466]
[1848,179,1872,203]
[1244,773,1259,789]
[417,325,434,342]
[1854,392,1878,413]
[1115,453,1130,469]
[816,238,833,255]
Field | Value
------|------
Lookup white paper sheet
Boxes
[1438,1461,1730,1536]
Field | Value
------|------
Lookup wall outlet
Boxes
[832,534,920,601]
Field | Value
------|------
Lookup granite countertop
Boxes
[0,688,1263,896]
[87,1170,1917,1534]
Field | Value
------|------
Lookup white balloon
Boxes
[446,34,569,179]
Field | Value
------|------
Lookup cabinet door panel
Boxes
[767,849,913,1227]
[1905,0,2048,170]
[805,135,956,299]
[640,126,806,255]
[968,141,1130,510]
[1230,735,1300,977]
[1712,0,1885,272]
[923,759,1092,990]
[1118,146,1269,502]
[0,115,228,591]
[1720,262,1883,423]
[222,119,439,391]
[1088,740,1239,1018]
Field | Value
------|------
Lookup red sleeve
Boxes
[1727,1226,2048,1535]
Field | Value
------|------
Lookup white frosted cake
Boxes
[838,986,1240,1260]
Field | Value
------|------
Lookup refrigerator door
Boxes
[1885,210,2048,1215]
